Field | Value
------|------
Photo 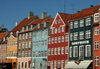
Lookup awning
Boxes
[65,60,92,69]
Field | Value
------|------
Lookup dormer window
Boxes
[10,32,13,35]
[22,27,24,31]
[16,31,19,36]
[38,24,40,28]
[44,22,46,27]
[94,13,99,23]
[31,25,33,29]
[26,26,28,30]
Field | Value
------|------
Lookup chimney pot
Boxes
[16,22,19,26]
[41,12,47,19]
[90,5,94,7]
[28,12,34,19]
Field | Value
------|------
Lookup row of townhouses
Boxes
[0,4,100,69]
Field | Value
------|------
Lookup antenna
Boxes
[64,0,66,13]
[70,4,76,14]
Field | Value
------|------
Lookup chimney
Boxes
[0,26,2,31]
[99,3,100,5]
[28,12,34,19]
[90,5,94,7]
[76,11,80,13]
[41,12,47,19]
[16,21,19,26]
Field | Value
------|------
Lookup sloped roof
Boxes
[58,12,72,26]
[11,16,38,32]
[0,32,6,41]
[29,16,51,25]
[70,5,100,21]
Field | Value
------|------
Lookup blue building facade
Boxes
[31,19,52,69]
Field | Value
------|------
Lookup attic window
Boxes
[26,26,28,30]
[55,20,57,24]
[44,22,46,27]
[94,13,99,23]
[22,27,24,31]
[38,24,40,28]
[31,25,33,29]
[59,19,61,23]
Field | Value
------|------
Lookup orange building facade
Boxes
[6,34,18,69]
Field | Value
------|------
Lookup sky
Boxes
[0,0,100,31]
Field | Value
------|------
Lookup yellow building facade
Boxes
[6,34,18,69]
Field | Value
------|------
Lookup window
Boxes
[95,27,99,35]
[51,48,54,55]
[22,42,24,49]
[48,49,50,55]
[79,46,84,59]
[73,46,78,57]
[49,38,51,44]
[29,50,31,57]
[55,48,57,55]
[86,45,91,57]
[51,61,53,69]
[55,37,57,43]
[26,26,28,30]
[28,63,30,68]
[29,41,31,48]
[18,62,20,69]
[65,46,68,54]
[80,19,84,27]
[55,20,57,24]
[59,19,61,23]
[61,60,64,68]
[70,47,72,57]
[86,30,91,39]
[74,21,78,28]
[29,32,31,38]
[52,28,54,34]
[25,62,27,68]
[38,24,40,28]
[70,22,73,29]
[25,51,27,57]
[58,60,60,68]
[54,61,56,68]
[74,32,78,40]
[23,34,25,39]
[62,47,64,54]
[22,62,23,68]
[95,56,99,66]
[80,31,84,40]
[58,47,60,55]
[52,38,54,44]
[19,34,21,40]
[62,26,64,32]
[70,33,73,41]
[65,35,68,41]
[58,36,61,43]
[62,36,64,42]
[58,27,61,33]
[85,17,91,26]
[31,25,33,29]
[94,13,99,22]
[25,42,28,48]
[95,41,99,50]
[19,43,21,49]
[55,28,57,34]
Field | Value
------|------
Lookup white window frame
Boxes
[85,45,91,57]
[95,41,99,50]
[61,47,64,54]
[85,17,91,26]
[74,21,78,28]
[62,26,64,32]
[86,30,91,39]
[62,36,64,42]
[55,48,57,55]
[95,56,99,66]
[70,22,73,29]
[79,46,84,59]
[80,19,84,27]
[58,47,60,55]
[74,32,78,40]
[95,27,99,35]
[55,28,57,34]
[55,37,57,43]
[80,31,84,40]
[70,47,72,57]
[73,46,78,57]
[94,13,99,23]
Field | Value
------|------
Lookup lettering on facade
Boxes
[72,40,89,45]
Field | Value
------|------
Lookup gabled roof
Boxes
[45,19,54,23]
[0,32,6,41]
[70,5,100,21]
[11,16,38,32]
[58,12,72,26]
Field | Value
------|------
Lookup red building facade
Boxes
[47,13,71,69]
[93,8,100,69]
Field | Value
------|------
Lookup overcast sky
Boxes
[0,0,100,31]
